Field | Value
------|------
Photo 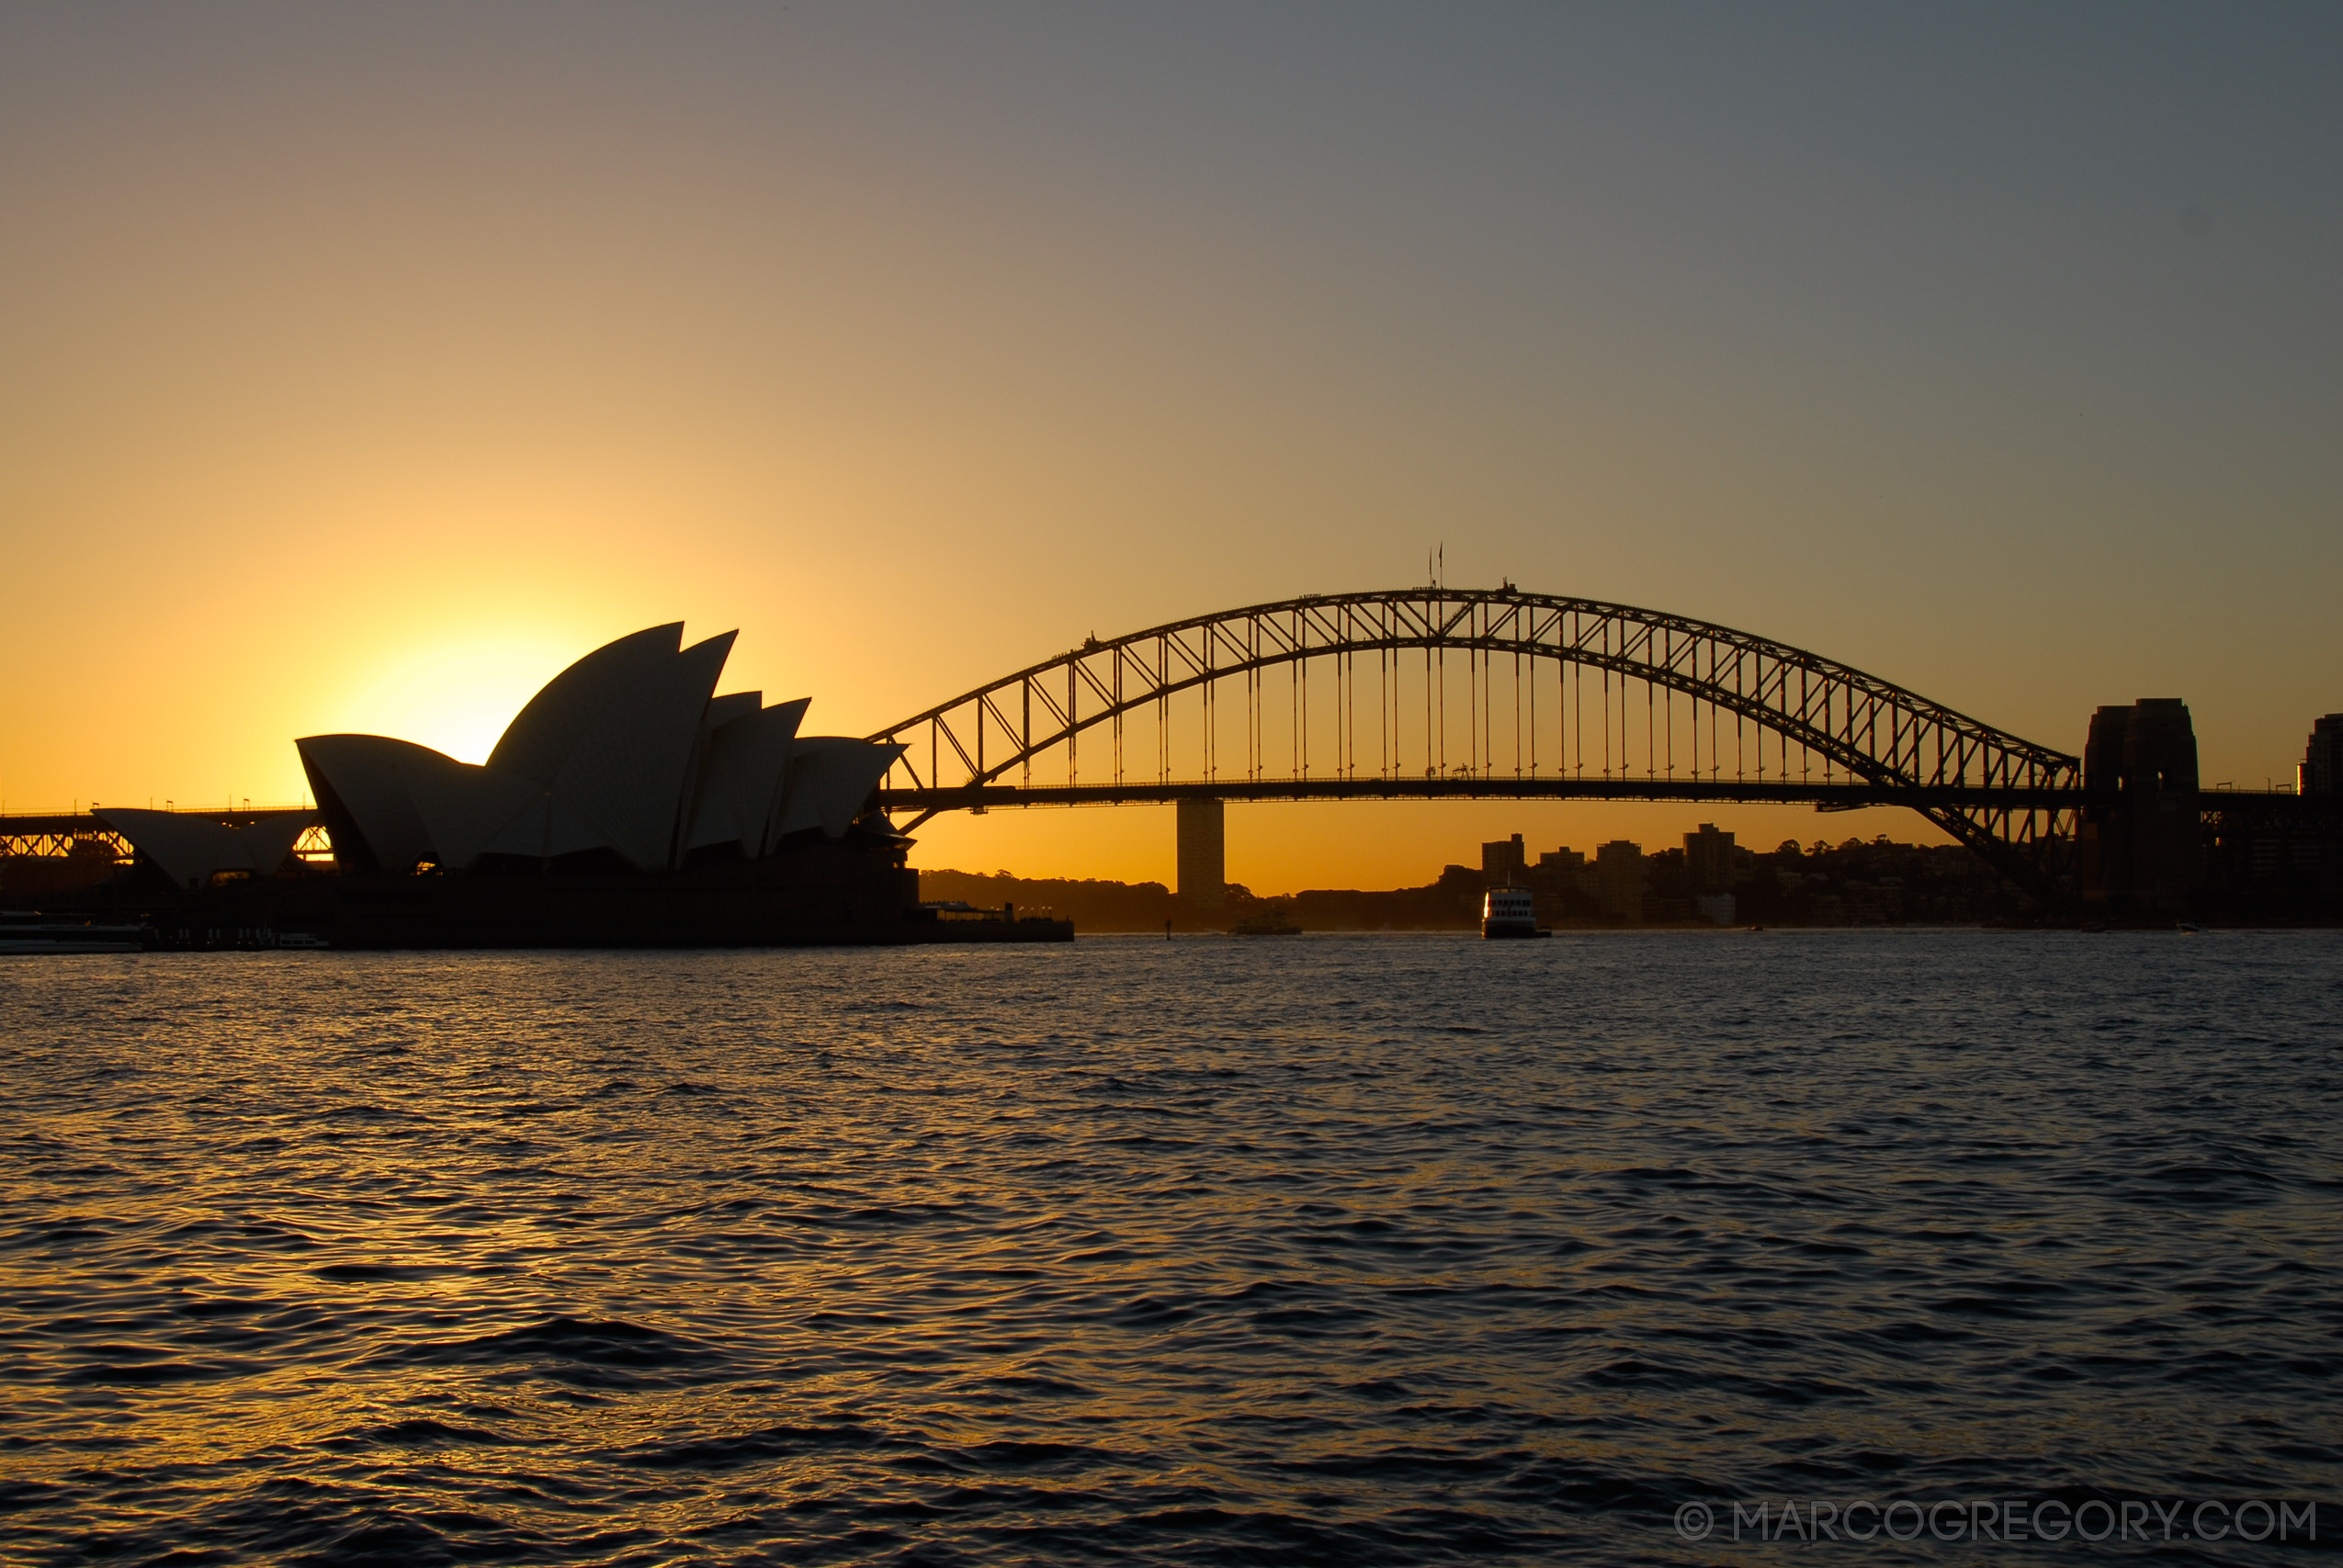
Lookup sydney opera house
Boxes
[88,625,1033,946]
[296,623,900,879]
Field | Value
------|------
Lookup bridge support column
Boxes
[1176,797,1226,914]
[2078,698,2202,910]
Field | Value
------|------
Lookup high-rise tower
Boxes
[2301,715,2343,795]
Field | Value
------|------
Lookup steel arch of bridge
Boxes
[869,587,2081,897]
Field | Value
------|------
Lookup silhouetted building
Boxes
[2077,698,2202,909]
[1684,823,1735,893]
[60,624,1033,949]
[92,810,314,893]
[101,623,901,886]
[1481,833,1525,886]
[1176,797,1226,911]
[1595,840,1644,922]
[2303,715,2343,795]
[1538,847,1585,873]
[2196,712,2343,920]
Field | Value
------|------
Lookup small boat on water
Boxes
[1481,886,1547,940]
[0,911,147,954]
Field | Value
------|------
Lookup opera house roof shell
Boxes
[97,624,900,886]
[305,624,900,875]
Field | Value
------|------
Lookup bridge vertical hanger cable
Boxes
[1340,623,1359,778]
[1467,637,1477,777]
[1481,604,1491,776]
[1604,616,1613,774]
[1343,632,1354,780]
[1779,656,1789,784]
[1349,616,1361,780]
[1602,625,1612,780]
[1465,638,1475,777]
[1737,651,1748,783]
[1250,616,1261,783]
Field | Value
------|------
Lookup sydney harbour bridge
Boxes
[865,585,2084,901]
[8,584,2328,910]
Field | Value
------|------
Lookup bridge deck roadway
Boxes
[878,780,2337,813]
[0,810,313,835]
[878,778,2104,813]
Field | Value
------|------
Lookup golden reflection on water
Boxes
[4,934,2338,1562]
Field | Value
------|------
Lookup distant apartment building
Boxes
[1481,833,1526,886]
[2303,715,2343,795]
[1684,823,1737,926]
[1538,846,1585,874]
[1595,840,1644,922]
[1684,824,1735,892]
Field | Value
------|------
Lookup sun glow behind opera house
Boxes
[96,625,900,891]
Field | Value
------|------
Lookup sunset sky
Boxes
[4,4,2337,892]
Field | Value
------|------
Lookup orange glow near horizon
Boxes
[907,797,1951,898]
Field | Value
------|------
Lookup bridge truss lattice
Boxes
[869,588,2081,898]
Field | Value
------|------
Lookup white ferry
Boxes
[1480,886,1546,939]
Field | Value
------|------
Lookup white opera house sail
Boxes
[296,624,904,877]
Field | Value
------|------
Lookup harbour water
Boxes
[4,931,2336,1563]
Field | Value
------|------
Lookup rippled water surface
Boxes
[4,931,2337,1564]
